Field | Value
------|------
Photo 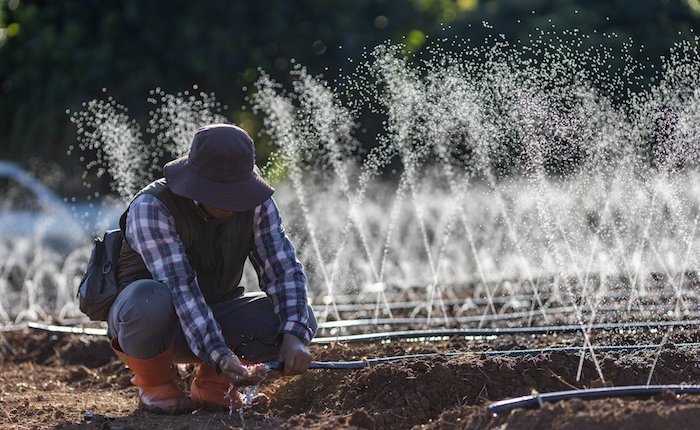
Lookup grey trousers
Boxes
[107,279,317,363]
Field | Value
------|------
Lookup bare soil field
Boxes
[2,328,700,429]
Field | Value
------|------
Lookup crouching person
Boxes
[108,124,317,414]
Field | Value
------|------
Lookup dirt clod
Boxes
[347,409,375,429]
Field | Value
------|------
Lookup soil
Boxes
[2,328,700,429]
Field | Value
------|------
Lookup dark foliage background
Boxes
[1,0,699,187]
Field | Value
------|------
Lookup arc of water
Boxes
[672,213,700,315]
[510,87,611,381]
[646,331,671,386]
[572,269,608,384]
[0,269,12,323]
[0,244,20,323]
[649,244,691,316]
[71,99,146,203]
[293,72,395,319]
[419,72,499,322]
[626,184,668,311]
[147,88,228,162]
[56,247,89,322]
[426,189,467,325]
[486,178,549,323]
[372,53,448,321]
[325,159,398,321]
[652,173,699,316]
[514,91,584,314]
[253,77,340,320]
[13,243,53,323]
[285,149,339,319]
[404,163,438,283]
[377,174,409,283]
[579,172,641,309]
[583,267,614,381]
[476,73,544,297]
[579,181,616,302]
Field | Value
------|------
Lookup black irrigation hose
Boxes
[15,322,700,365]
[25,324,700,354]
[316,304,700,329]
[23,319,700,342]
[264,342,700,371]
[313,319,700,344]
[313,294,541,312]
[487,385,700,415]
[317,290,700,313]
[481,342,700,356]
[265,354,446,370]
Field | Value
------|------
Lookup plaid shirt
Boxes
[124,192,312,369]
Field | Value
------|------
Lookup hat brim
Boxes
[164,156,274,212]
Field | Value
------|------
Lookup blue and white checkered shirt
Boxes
[124,192,313,369]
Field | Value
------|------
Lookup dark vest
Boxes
[116,179,254,305]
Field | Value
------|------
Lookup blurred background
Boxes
[1,0,700,197]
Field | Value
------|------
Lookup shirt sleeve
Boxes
[249,197,314,344]
[124,193,230,368]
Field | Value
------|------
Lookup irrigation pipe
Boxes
[316,303,699,329]
[263,342,700,371]
[7,302,694,334]
[23,319,700,342]
[12,323,700,364]
[25,322,108,336]
[487,385,700,415]
[312,319,700,344]
[318,290,700,313]
[314,294,540,313]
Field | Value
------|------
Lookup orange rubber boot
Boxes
[190,362,243,409]
[110,338,194,414]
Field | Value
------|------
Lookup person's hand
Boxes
[278,333,313,375]
[219,352,251,385]
[219,352,268,386]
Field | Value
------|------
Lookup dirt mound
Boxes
[268,348,700,429]
[1,329,114,368]
[489,394,700,430]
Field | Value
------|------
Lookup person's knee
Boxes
[118,280,174,331]
[111,280,176,358]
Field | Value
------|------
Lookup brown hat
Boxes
[163,124,274,211]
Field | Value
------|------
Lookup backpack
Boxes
[77,229,124,321]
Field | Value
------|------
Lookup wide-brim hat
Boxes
[163,124,274,212]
